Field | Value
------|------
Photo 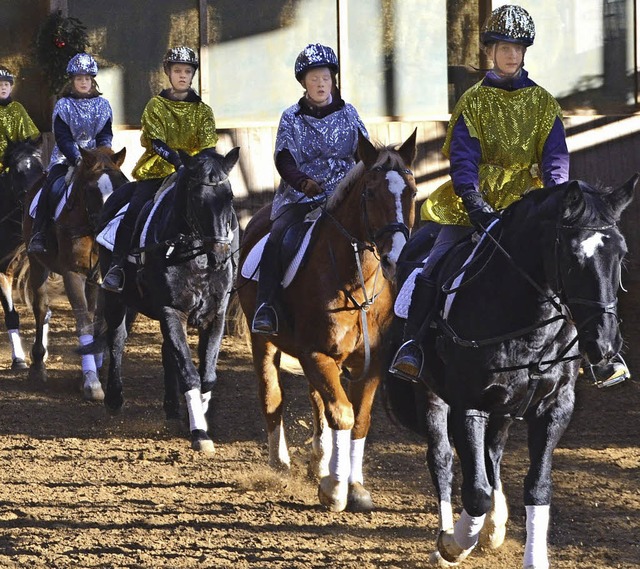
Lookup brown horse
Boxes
[23,146,127,399]
[237,130,417,512]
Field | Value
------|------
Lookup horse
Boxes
[383,177,637,568]
[23,146,127,399]
[236,130,418,512]
[91,146,239,452]
[0,137,45,369]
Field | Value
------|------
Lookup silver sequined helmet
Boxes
[163,46,199,71]
[294,43,339,81]
[481,5,535,47]
[66,53,98,77]
[0,67,14,85]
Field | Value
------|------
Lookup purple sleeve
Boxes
[54,115,80,163]
[540,117,569,186]
[96,118,113,148]
[448,115,482,196]
[275,148,310,191]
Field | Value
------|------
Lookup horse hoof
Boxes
[479,517,507,549]
[83,371,105,401]
[11,358,28,371]
[28,365,47,383]
[437,530,474,565]
[428,550,460,567]
[191,429,215,454]
[347,482,374,512]
[318,476,348,512]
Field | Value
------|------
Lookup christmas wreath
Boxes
[35,10,89,95]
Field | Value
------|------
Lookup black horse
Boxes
[94,147,240,452]
[0,137,44,369]
[384,177,636,568]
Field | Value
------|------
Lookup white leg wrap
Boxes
[8,329,25,360]
[268,422,290,468]
[453,509,486,550]
[349,437,366,484]
[184,388,208,432]
[329,429,351,482]
[79,334,97,374]
[439,500,454,532]
[524,505,550,569]
[42,321,49,351]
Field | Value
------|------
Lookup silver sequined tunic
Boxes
[48,96,113,169]
[271,102,367,218]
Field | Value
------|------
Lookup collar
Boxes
[0,97,12,107]
[159,88,201,103]
[295,92,346,118]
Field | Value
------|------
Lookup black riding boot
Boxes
[101,216,135,293]
[28,191,51,254]
[389,277,437,381]
[251,240,282,336]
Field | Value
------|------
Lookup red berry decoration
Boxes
[54,37,66,48]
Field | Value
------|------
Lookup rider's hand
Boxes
[461,190,500,232]
[300,178,323,198]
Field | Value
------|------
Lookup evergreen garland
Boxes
[35,10,89,95]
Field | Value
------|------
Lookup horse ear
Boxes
[112,147,126,168]
[561,180,587,222]
[30,134,43,147]
[397,128,417,167]
[357,130,378,169]
[178,150,193,169]
[80,147,97,168]
[222,147,240,175]
[607,173,638,219]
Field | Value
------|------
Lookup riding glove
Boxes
[461,190,500,231]
[300,178,323,198]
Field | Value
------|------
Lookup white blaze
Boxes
[385,170,407,261]
[579,232,607,261]
[98,173,114,202]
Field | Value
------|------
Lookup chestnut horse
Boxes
[23,146,127,399]
[0,138,44,369]
[237,130,417,512]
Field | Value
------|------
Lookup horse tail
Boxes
[225,292,250,345]
[380,317,430,438]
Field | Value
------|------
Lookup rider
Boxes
[28,53,113,254]
[101,46,218,293]
[250,43,368,335]
[0,66,40,173]
[390,5,571,378]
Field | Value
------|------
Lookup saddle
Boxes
[241,211,321,287]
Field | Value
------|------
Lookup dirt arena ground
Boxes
[0,292,637,568]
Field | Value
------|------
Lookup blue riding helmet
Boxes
[481,4,535,47]
[66,53,98,77]
[163,46,199,70]
[0,67,14,85]
[294,43,339,81]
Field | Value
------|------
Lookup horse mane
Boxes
[326,143,406,212]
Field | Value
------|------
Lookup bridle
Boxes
[324,162,415,381]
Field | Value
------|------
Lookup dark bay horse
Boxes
[23,146,127,399]
[237,131,417,512]
[94,147,239,452]
[384,177,637,568]
[0,138,44,369]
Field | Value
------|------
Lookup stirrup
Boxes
[388,340,424,383]
[251,303,279,336]
[587,355,630,388]
[101,265,125,293]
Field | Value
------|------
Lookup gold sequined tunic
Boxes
[0,101,39,171]
[132,95,218,181]
[421,81,562,225]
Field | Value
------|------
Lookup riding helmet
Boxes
[294,43,339,81]
[0,67,14,85]
[66,53,99,77]
[163,46,199,71]
[481,4,535,47]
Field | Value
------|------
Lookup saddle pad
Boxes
[394,266,424,319]
[29,178,72,221]
[241,216,320,289]
[96,204,128,251]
